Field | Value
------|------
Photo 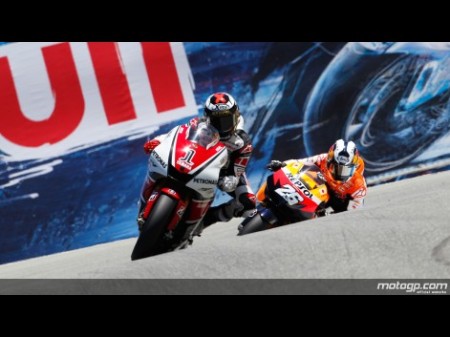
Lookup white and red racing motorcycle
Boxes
[131,122,228,260]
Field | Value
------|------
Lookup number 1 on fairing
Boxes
[181,150,196,165]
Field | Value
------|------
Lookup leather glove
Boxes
[266,160,286,171]
[316,208,329,217]
[218,175,239,193]
[144,139,161,154]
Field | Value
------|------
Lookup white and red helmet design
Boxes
[204,92,240,139]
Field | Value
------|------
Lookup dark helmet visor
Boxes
[207,107,238,136]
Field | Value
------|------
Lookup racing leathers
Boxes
[280,154,367,212]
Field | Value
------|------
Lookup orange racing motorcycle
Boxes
[238,161,329,235]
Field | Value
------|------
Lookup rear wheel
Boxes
[131,194,178,260]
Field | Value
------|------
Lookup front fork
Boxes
[240,204,280,230]
[141,185,213,236]
[142,187,188,232]
[257,204,280,226]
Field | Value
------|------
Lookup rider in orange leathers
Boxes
[267,139,367,213]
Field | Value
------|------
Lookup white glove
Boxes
[218,176,239,193]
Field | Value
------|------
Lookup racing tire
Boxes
[238,212,274,236]
[131,194,178,261]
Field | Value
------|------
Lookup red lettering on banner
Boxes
[141,42,185,113]
[88,42,137,125]
[0,43,84,147]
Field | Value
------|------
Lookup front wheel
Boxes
[131,194,178,261]
[238,211,276,236]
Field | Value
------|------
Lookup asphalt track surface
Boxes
[1,171,450,294]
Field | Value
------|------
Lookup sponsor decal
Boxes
[177,159,193,170]
[193,178,219,185]
[177,206,186,218]
[152,151,167,169]
[294,180,313,199]
[0,42,196,160]
[286,172,314,199]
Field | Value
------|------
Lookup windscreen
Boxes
[187,122,220,149]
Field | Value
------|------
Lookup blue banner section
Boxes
[1,42,450,264]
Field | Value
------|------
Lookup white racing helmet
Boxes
[327,139,359,181]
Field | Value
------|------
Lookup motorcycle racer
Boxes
[139,92,256,229]
[267,139,367,213]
